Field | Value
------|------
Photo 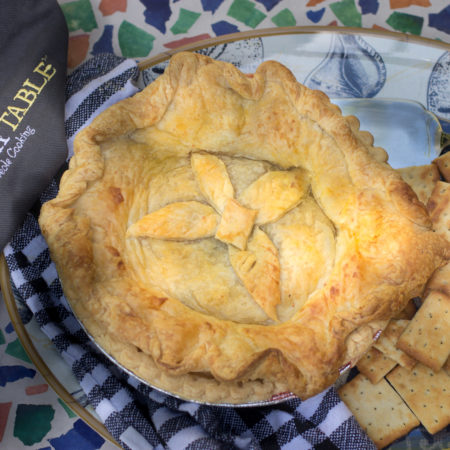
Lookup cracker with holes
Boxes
[427,180,450,243]
[425,261,450,298]
[373,319,417,370]
[397,164,441,205]
[386,363,450,435]
[357,347,397,384]
[397,291,450,372]
[338,373,419,448]
[433,151,450,181]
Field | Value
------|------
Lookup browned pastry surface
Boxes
[39,52,449,403]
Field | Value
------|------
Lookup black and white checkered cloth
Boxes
[3,54,377,450]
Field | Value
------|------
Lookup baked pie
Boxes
[39,52,449,403]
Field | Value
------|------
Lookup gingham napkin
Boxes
[3,54,377,450]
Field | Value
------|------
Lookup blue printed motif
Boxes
[304,34,386,98]
[307,8,325,23]
[358,0,379,15]
[255,0,282,11]
[0,365,36,386]
[141,38,263,86]
[428,6,450,35]
[140,0,172,34]
[427,51,450,134]
[48,419,105,450]
[201,0,225,13]
[92,25,114,55]
[212,20,240,35]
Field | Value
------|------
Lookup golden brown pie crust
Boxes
[39,52,450,403]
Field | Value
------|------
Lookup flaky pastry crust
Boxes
[39,52,449,403]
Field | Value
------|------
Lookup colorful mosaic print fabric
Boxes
[59,0,450,69]
[0,296,112,449]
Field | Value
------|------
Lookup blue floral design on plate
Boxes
[427,51,450,135]
[141,38,264,86]
[303,34,386,98]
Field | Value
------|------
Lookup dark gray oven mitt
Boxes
[0,0,68,251]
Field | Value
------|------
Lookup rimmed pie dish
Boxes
[38,52,449,404]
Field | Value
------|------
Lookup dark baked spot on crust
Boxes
[106,245,120,257]
[391,179,430,227]
[109,186,124,204]
[154,296,168,307]
[427,198,437,212]
[330,286,340,297]
[397,181,421,206]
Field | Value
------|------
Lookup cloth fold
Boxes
[4,54,376,450]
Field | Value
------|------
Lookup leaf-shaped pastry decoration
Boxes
[127,201,220,240]
[239,169,309,224]
[229,227,280,321]
[215,198,257,250]
[191,153,234,213]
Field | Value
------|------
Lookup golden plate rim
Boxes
[137,25,450,70]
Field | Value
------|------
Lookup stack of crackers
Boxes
[338,151,450,449]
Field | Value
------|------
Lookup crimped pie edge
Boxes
[39,52,449,402]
